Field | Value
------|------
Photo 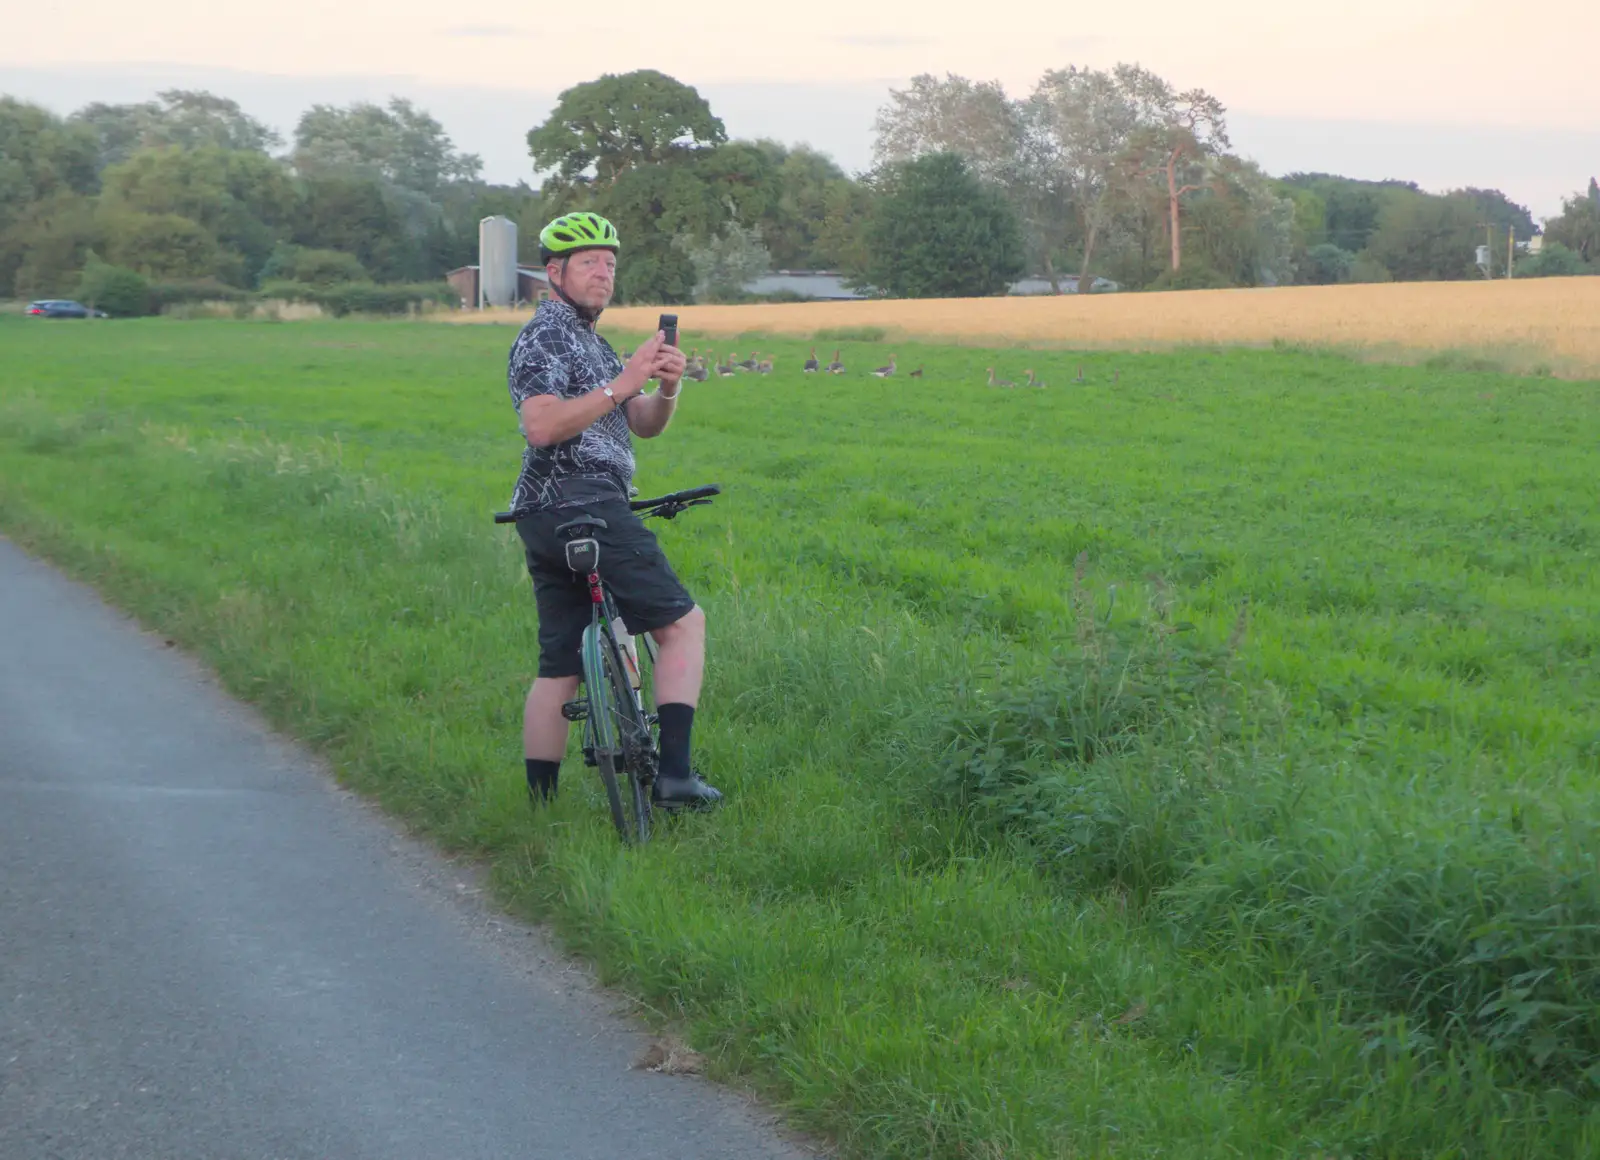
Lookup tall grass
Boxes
[3,319,1598,1155]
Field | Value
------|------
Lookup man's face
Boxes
[549,249,616,309]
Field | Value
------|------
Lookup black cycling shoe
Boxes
[651,769,723,811]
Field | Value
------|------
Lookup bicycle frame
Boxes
[578,572,657,783]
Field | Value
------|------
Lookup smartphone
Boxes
[658,313,678,349]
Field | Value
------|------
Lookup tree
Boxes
[294,98,481,196]
[858,152,1024,298]
[259,243,370,286]
[873,73,1072,290]
[1029,64,1209,290]
[677,222,771,301]
[1282,174,1421,253]
[1453,187,1537,242]
[527,71,725,187]
[70,90,281,171]
[1303,243,1356,285]
[1180,159,1296,286]
[77,256,150,317]
[1518,241,1590,278]
[1545,181,1600,263]
[1132,89,1230,273]
[814,180,875,274]
[1363,194,1480,281]
[2,192,103,298]
[99,146,299,283]
[292,174,421,282]
[873,73,1025,185]
[101,210,223,281]
[1348,253,1393,283]
[748,142,856,269]
[0,99,100,234]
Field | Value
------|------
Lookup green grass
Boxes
[3,315,1599,1157]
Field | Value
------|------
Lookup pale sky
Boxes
[6,0,1597,216]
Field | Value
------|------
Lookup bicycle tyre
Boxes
[582,624,631,843]
[600,629,652,845]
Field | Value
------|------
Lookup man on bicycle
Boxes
[508,212,721,810]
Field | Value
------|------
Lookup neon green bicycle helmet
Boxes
[538,212,620,263]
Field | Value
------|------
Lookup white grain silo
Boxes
[478,216,519,308]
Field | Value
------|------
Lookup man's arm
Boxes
[626,345,688,439]
[520,335,663,447]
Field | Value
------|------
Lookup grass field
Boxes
[450,276,1600,378]
[3,316,1598,1157]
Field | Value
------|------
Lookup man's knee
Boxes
[651,605,705,644]
[531,674,580,698]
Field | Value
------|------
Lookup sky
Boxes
[6,0,1597,217]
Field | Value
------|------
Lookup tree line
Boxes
[2,71,1597,311]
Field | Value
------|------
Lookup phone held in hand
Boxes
[658,313,678,349]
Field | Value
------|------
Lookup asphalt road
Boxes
[0,537,812,1160]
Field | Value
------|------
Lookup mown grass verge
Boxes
[3,318,1598,1157]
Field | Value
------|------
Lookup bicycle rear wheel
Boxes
[600,630,652,845]
[582,624,632,843]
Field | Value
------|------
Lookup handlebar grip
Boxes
[493,511,520,524]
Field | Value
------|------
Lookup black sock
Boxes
[656,703,695,781]
[526,758,560,802]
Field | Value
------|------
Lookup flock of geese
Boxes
[624,347,1104,388]
[657,348,922,381]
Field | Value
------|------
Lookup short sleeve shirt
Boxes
[507,299,635,511]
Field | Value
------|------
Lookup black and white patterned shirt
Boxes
[507,299,635,511]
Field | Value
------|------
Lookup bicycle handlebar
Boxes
[630,484,721,511]
[494,484,721,525]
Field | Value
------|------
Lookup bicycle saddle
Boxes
[555,515,608,539]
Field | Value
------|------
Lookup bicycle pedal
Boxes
[581,746,597,768]
[562,700,589,722]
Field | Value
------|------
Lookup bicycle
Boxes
[495,484,720,844]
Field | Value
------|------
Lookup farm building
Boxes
[445,265,553,309]
[741,271,865,300]
[738,270,1120,300]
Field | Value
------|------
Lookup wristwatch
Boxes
[602,385,618,408]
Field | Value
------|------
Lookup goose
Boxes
[825,349,845,374]
[756,356,774,374]
[686,360,710,382]
[716,355,737,377]
[1024,368,1046,388]
[803,347,820,373]
[908,366,924,379]
[1074,365,1086,384]
[736,352,760,372]
[986,367,1016,389]
[869,354,897,378]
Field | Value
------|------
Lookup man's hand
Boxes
[619,332,666,402]
[649,338,687,390]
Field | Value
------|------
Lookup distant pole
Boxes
[1508,225,1516,279]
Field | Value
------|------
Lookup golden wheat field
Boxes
[444,277,1600,376]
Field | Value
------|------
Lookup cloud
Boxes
[441,24,529,38]
[827,34,934,50]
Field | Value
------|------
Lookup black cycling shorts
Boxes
[515,500,698,678]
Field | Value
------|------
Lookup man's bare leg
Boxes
[524,675,579,800]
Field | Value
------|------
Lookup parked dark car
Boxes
[25,300,108,319]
